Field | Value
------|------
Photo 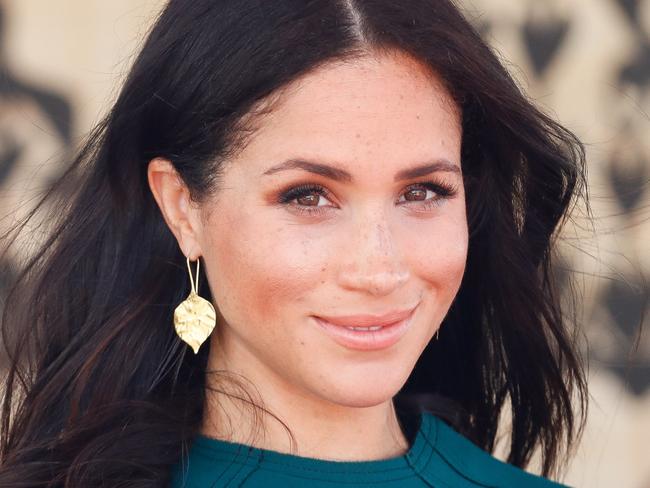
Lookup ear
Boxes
[147,158,203,259]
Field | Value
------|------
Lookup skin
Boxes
[148,49,468,462]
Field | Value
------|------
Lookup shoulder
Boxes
[169,440,262,488]
[421,413,569,487]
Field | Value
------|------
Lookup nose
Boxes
[337,209,409,296]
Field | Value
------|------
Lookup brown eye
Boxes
[396,181,458,210]
[404,188,428,201]
[399,184,436,203]
[277,183,335,217]
[296,194,321,206]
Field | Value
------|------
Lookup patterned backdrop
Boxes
[0,1,648,486]
[458,2,650,486]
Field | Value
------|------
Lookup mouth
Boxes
[312,305,418,351]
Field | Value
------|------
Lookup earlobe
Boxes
[147,158,202,259]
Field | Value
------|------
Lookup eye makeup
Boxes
[275,179,459,217]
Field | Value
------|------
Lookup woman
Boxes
[0,0,588,486]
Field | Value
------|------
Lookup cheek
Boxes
[202,209,328,323]
[401,214,468,293]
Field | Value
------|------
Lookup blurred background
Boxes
[0,1,648,486]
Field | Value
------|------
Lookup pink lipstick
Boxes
[312,306,417,351]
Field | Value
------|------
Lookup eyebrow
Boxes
[262,158,461,182]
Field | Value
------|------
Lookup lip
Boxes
[315,307,417,328]
[312,305,418,351]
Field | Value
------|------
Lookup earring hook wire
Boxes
[186,256,200,294]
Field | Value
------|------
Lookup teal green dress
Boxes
[169,412,568,487]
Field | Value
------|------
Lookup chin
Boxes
[314,364,412,408]
[337,394,395,409]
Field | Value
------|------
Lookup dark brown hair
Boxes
[0,0,587,486]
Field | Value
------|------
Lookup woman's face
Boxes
[194,51,467,409]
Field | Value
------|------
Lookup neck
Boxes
[200,347,409,461]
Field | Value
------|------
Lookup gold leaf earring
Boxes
[173,256,216,354]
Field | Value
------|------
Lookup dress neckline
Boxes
[189,411,439,481]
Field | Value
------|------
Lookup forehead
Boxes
[235,50,462,173]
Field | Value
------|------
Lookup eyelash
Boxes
[277,180,459,217]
